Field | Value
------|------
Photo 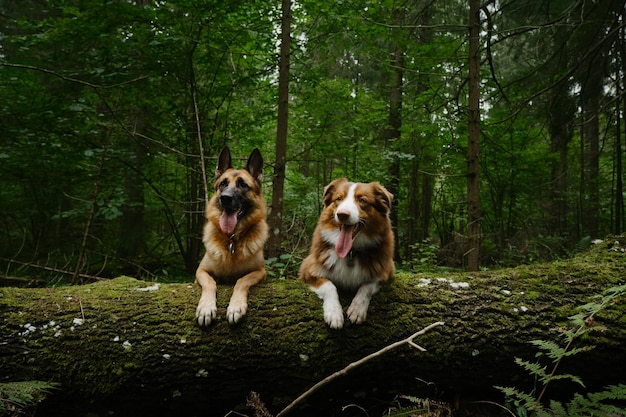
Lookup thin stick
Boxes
[1,258,105,282]
[275,321,445,417]
[190,67,209,208]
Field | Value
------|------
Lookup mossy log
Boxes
[1,238,625,417]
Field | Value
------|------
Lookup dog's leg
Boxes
[227,269,266,324]
[347,280,380,324]
[311,279,345,329]
[195,256,218,326]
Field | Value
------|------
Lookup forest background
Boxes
[1,0,625,284]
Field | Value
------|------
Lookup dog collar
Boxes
[347,250,355,267]
[222,227,252,254]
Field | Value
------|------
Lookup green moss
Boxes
[1,237,625,408]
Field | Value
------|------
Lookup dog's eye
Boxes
[336,196,343,202]
[219,179,228,189]
[237,178,249,189]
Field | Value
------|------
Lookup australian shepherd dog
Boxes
[299,178,395,328]
[195,147,268,326]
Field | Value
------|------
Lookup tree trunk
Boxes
[118,106,147,263]
[580,70,602,239]
[466,0,481,272]
[384,8,404,262]
[2,238,625,417]
[406,151,419,260]
[617,28,626,234]
[266,0,291,258]
[613,9,626,233]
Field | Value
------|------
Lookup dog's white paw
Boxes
[314,281,344,329]
[346,282,378,324]
[346,299,368,324]
[226,299,247,324]
[196,297,217,326]
[323,301,345,329]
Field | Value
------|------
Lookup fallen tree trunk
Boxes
[1,237,625,417]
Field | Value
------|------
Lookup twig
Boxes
[73,141,109,284]
[275,321,445,417]
[468,400,518,417]
[78,299,85,322]
[190,65,209,208]
[0,62,147,89]
[0,258,105,282]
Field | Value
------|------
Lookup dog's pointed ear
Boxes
[373,183,394,214]
[246,148,264,184]
[323,178,347,207]
[216,146,233,178]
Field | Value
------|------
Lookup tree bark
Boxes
[383,10,404,262]
[580,69,602,239]
[1,238,625,417]
[266,0,291,258]
[466,0,481,272]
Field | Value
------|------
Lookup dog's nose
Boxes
[336,210,350,223]
[220,194,234,207]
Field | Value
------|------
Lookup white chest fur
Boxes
[319,249,375,289]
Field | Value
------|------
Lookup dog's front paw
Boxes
[196,296,217,326]
[323,301,345,329]
[347,299,369,324]
[226,299,247,324]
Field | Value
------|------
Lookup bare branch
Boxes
[0,62,148,89]
[275,321,445,417]
[0,258,105,282]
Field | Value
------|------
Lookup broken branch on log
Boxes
[276,321,445,417]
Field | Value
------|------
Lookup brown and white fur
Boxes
[195,147,268,326]
[299,178,395,328]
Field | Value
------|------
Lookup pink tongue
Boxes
[336,225,354,259]
[219,212,238,235]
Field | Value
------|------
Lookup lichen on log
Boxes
[1,236,625,416]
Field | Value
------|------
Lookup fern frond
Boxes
[561,345,595,357]
[386,407,421,417]
[547,399,567,417]
[496,386,546,414]
[529,339,566,360]
[587,384,626,402]
[545,373,585,387]
[514,359,549,380]
[0,381,58,413]
[499,285,626,417]
[563,384,626,416]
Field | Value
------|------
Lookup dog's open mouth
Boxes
[219,209,244,235]
[336,223,360,259]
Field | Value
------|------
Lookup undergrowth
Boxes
[496,283,626,417]
[0,381,58,416]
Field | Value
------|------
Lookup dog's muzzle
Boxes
[219,192,240,213]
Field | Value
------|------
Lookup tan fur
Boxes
[299,178,395,328]
[195,147,268,326]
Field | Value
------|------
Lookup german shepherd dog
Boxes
[195,147,268,326]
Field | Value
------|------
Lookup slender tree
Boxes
[267,0,291,257]
[617,8,626,234]
[466,0,481,271]
[382,6,405,261]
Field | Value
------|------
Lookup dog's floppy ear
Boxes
[322,178,347,207]
[245,148,263,184]
[216,146,233,178]
[373,182,394,214]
